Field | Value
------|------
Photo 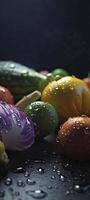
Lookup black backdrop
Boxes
[0,0,90,77]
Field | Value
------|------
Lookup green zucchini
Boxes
[0,61,49,102]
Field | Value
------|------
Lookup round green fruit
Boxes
[51,68,69,80]
[25,101,59,138]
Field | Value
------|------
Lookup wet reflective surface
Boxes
[0,139,90,200]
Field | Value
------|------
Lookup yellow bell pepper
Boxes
[41,76,90,123]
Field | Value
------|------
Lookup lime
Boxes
[25,101,59,138]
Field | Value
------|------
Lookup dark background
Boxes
[0,0,90,77]
[0,2,90,200]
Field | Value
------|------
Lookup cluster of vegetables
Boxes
[0,61,90,164]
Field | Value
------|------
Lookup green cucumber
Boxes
[0,61,48,102]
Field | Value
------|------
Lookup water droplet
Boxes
[51,175,56,180]
[26,189,47,199]
[77,126,80,130]
[52,165,57,172]
[0,190,5,198]
[17,122,22,127]
[74,185,82,192]
[76,121,79,124]
[34,160,41,163]
[14,166,25,173]
[8,187,14,193]
[37,168,45,174]
[5,129,9,134]
[84,130,90,134]
[60,175,65,182]
[10,63,15,69]
[35,108,39,112]
[74,184,90,193]
[47,185,52,190]
[17,180,25,187]
[14,191,20,196]
[57,170,61,176]
[65,190,71,195]
[12,114,16,119]
[56,87,59,90]
[10,109,14,114]
[34,160,46,164]
[48,86,52,92]
[70,87,74,90]
[55,160,59,164]
[84,127,90,134]
[53,165,57,170]
[53,169,56,172]
[8,187,20,198]
[85,127,89,130]
[24,171,30,177]
[4,178,12,186]
[16,119,22,127]
[64,163,69,168]
[26,179,36,185]
[80,123,83,127]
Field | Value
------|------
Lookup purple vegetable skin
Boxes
[0,101,35,151]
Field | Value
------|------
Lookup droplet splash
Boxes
[26,189,47,199]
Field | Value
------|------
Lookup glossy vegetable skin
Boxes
[0,61,47,102]
[83,78,90,90]
[41,76,90,123]
[25,101,59,138]
[0,101,35,151]
[51,68,69,79]
[56,116,90,160]
[0,86,14,104]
